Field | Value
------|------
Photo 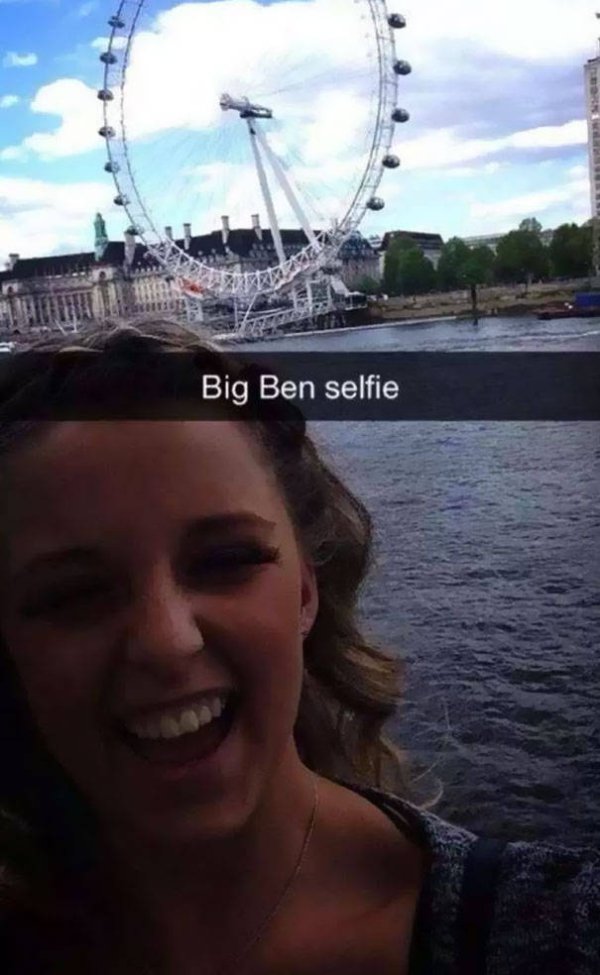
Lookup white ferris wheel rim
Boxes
[100,0,400,299]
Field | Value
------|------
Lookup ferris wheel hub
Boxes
[219,93,273,119]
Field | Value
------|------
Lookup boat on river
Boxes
[537,292,600,320]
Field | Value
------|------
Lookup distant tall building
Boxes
[585,48,600,218]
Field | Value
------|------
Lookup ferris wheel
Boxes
[97,0,411,303]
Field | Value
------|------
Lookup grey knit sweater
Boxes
[336,777,600,974]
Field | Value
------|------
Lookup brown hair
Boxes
[0,318,442,934]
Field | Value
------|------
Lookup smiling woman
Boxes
[0,319,433,975]
[0,319,597,975]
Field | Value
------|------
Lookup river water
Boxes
[243,316,600,847]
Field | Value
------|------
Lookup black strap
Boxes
[455,837,507,974]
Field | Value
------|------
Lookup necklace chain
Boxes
[136,773,320,975]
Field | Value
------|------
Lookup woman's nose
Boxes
[123,573,205,668]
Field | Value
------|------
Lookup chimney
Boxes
[221,215,230,248]
[124,230,136,267]
[7,253,19,271]
[251,213,262,241]
[165,226,173,241]
[183,223,192,251]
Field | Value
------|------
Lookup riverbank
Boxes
[368,280,591,323]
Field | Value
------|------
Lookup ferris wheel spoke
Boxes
[254,63,371,102]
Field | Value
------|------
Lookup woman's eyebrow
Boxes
[9,512,277,583]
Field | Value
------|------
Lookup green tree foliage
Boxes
[436,237,471,290]
[353,275,381,295]
[494,230,549,285]
[397,248,437,295]
[548,223,593,278]
[383,237,420,295]
[462,245,496,286]
[519,217,543,236]
[382,239,402,296]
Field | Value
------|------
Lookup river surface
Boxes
[243,316,599,847]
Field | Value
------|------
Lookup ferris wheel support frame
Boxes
[251,120,320,248]
[99,0,407,302]
[246,117,287,268]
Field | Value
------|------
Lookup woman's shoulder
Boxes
[334,778,600,973]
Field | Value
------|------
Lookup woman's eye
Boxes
[192,544,280,574]
[21,584,109,617]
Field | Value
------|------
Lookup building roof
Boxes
[3,251,98,280]
[1,227,325,282]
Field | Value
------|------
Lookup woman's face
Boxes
[0,420,318,848]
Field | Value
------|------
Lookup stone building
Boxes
[0,214,379,334]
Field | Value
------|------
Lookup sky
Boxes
[0,0,598,265]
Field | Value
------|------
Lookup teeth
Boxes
[127,694,230,741]
[159,716,181,740]
[179,709,200,734]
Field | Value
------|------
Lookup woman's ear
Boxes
[299,558,318,638]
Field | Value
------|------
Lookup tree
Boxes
[519,217,543,237]
[462,245,496,287]
[383,239,402,295]
[549,223,593,278]
[382,236,422,295]
[437,237,471,290]
[494,230,549,286]
[353,275,381,295]
[397,247,437,295]
[382,238,437,295]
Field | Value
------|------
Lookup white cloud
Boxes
[469,176,590,228]
[398,119,587,172]
[0,94,19,108]
[7,0,369,161]
[0,176,114,265]
[0,145,24,161]
[566,163,588,180]
[118,0,366,140]
[444,161,508,179]
[76,1,98,17]
[2,51,38,68]
[400,0,595,64]
[8,79,103,160]
[90,36,127,51]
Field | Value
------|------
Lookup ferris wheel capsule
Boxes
[114,194,129,206]
[393,60,412,76]
[99,51,118,65]
[104,161,120,173]
[388,14,406,28]
[392,108,410,123]
[383,154,400,169]
[108,16,125,29]
[97,89,114,101]
[367,197,385,211]
[98,125,116,139]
